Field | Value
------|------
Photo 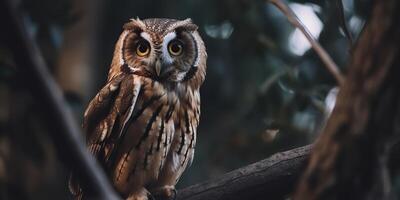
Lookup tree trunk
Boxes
[294,0,400,199]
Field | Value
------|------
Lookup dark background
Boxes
[0,0,371,199]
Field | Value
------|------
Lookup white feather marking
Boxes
[171,153,180,172]
[162,32,177,64]
[126,65,140,73]
[101,122,108,141]
[119,77,141,136]
[194,91,200,103]
[192,33,202,67]
[131,17,146,28]
[109,84,118,92]
[176,72,186,81]
[119,31,129,65]
[84,106,90,117]
[140,32,152,43]
[188,149,195,168]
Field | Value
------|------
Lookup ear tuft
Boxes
[173,18,198,32]
[123,18,146,31]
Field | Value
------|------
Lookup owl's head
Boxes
[109,18,206,88]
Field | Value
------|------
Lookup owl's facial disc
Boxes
[154,38,183,77]
[152,30,198,82]
[121,19,200,83]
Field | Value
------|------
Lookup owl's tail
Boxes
[69,173,84,200]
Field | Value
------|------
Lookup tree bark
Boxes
[176,142,400,200]
[295,0,400,199]
[176,145,312,200]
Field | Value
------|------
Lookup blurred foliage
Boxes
[0,0,377,199]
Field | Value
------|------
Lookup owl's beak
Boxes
[155,59,162,77]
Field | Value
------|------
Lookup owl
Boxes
[69,18,207,200]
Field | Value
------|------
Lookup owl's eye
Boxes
[168,40,183,56]
[136,40,150,57]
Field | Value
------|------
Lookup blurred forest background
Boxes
[0,0,371,199]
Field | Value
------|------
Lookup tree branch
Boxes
[336,0,353,46]
[177,145,312,200]
[177,141,400,200]
[0,0,119,199]
[268,0,345,86]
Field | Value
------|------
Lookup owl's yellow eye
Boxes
[136,40,150,57]
[168,40,183,56]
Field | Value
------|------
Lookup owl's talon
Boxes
[147,193,155,200]
[171,188,177,200]
[151,186,177,200]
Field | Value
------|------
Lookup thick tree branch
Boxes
[176,142,400,200]
[177,145,312,200]
[0,0,119,199]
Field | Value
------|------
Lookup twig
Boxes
[0,0,119,199]
[268,0,345,86]
[336,0,353,46]
[177,145,312,200]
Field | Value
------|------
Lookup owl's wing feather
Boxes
[85,74,142,159]
[83,73,125,144]
[69,74,142,199]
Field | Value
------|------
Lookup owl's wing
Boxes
[82,73,124,145]
[69,74,142,198]
[84,74,142,162]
